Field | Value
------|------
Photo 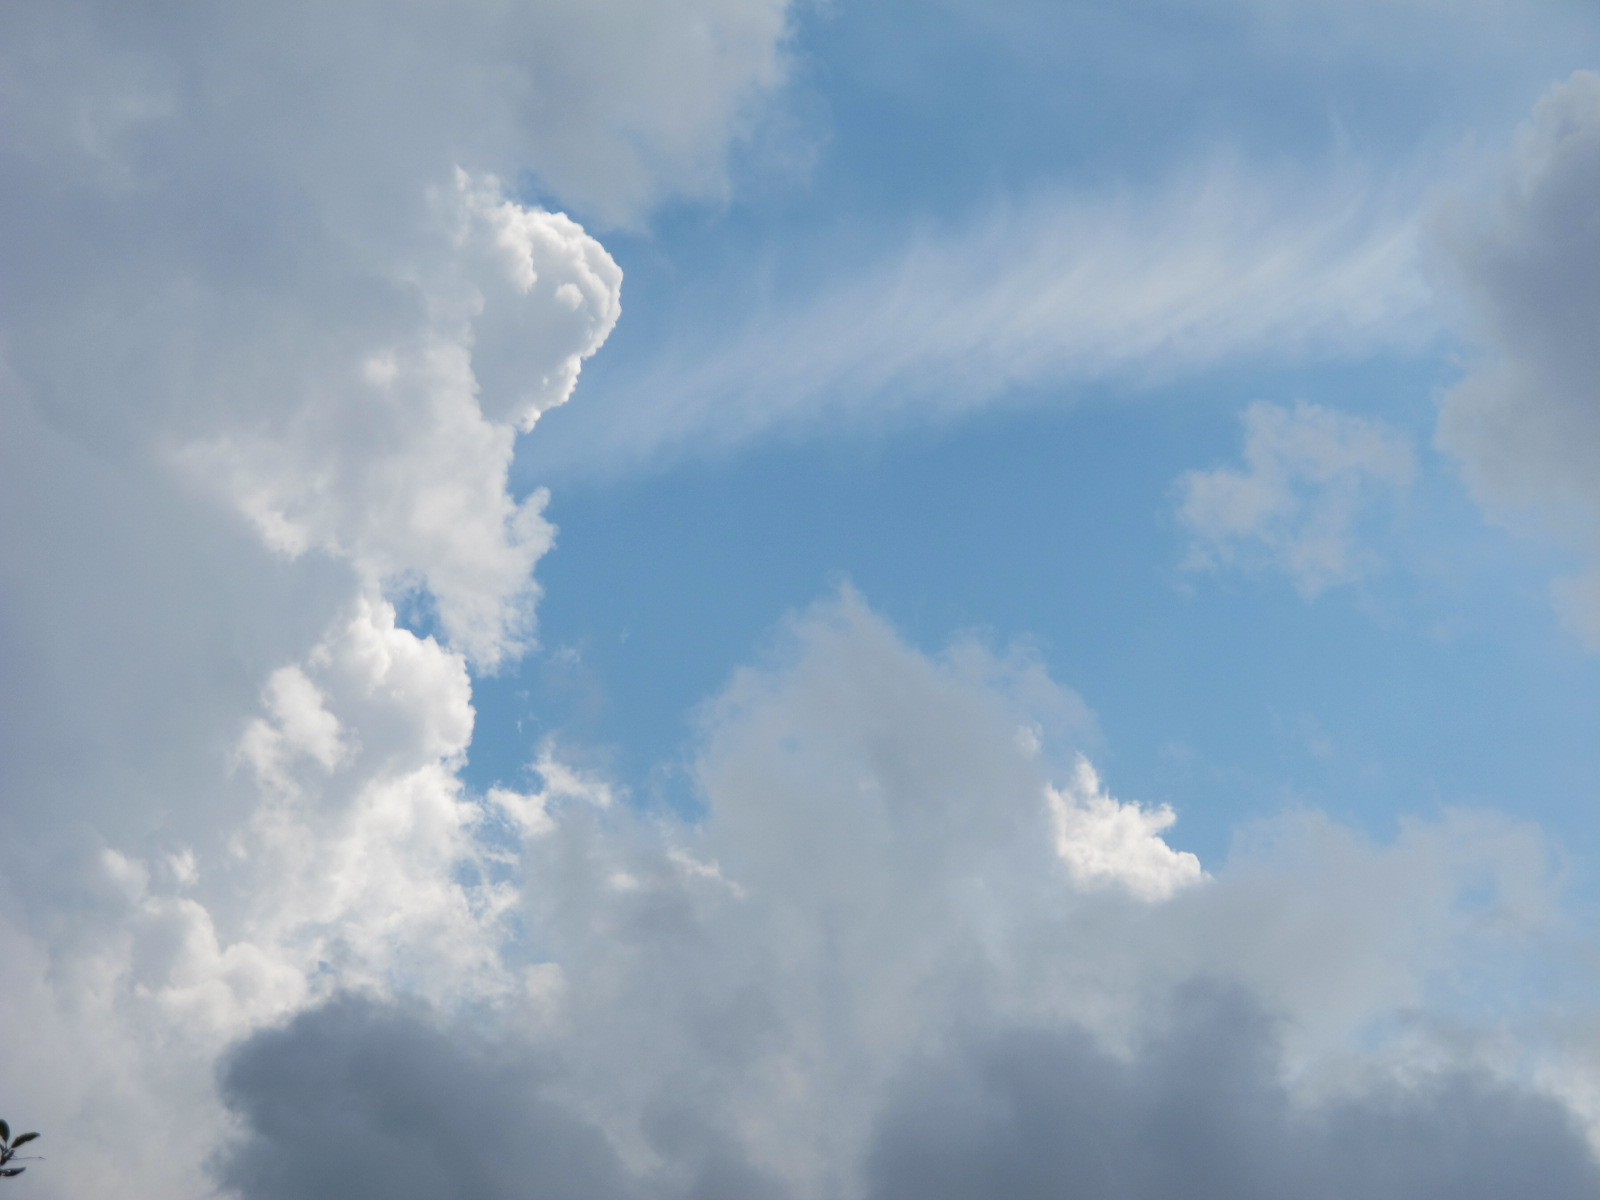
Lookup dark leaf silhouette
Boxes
[0,1122,39,1182]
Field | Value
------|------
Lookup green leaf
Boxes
[0,1120,10,1145]
[9,1135,37,1149]
[0,1167,24,1178]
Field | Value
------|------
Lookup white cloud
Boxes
[0,0,795,865]
[0,0,792,231]
[489,744,621,838]
[1177,400,1416,596]
[0,1,797,1195]
[1049,757,1206,901]
[1,541,1590,1200]
[238,665,348,786]
[202,593,1596,1200]
[494,596,1583,1198]
[178,168,622,666]
[536,166,1433,475]
[2,6,1597,1198]
[0,594,539,1197]
[1434,70,1600,647]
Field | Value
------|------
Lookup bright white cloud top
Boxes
[182,171,622,666]
[2,3,1600,1200]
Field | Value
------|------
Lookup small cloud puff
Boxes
[1177,400,1415,597]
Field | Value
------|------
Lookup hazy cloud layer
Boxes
[1435,70,1600,645]
[0,0,790,231]
[1178,400,1415,596]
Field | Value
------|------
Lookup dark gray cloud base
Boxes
[217,995,790,1200]
[217,996,637,1200]
[218,985,1600,1200]
[869,985,1600,1200]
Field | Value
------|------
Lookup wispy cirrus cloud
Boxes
[536,165,1435,477]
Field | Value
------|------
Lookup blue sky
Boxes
[4,3,1600,1198]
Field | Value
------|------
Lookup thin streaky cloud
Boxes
[537,165,1436,477]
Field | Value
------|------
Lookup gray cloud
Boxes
[216,993,791,1200]
[867,983,1600,1200]
[0,3,798,1195]
[219,980,1600,1200]
[205,596,1597,1200]
[1435,70,1600,646]
[216,995,640,1200]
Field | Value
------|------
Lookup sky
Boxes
[2,2,1600,1197]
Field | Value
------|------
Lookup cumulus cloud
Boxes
[179,168,622,665]
[1048,757,1205,901]
[1176,399,1416,596]
[217,984,1600,1200]
[0,0,790,859]
[207,595,1592,1200]
[866,984,1600,1200]
[217,997,645,1200]
[0,594,532,1196]
[0,0,785,654]
[1434,70,1600,646]
[533,167,1431,476]
[3,6,1597,1199]
[0,1,795,1195]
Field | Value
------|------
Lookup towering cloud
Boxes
[0,2,791,1195]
